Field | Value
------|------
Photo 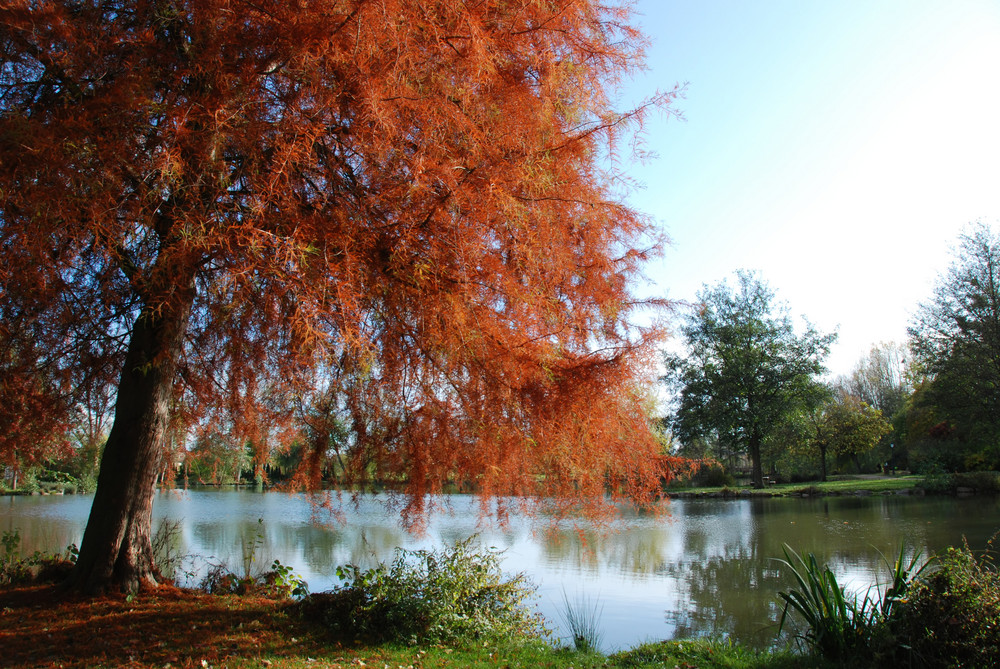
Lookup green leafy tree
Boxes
[836,342,909,471]
[802,392,891,481]
[908,224,1000,470]
[665,271,835,488]
[184,431,249,485]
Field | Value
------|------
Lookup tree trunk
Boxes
[69,272,196,594]
[819,444,828,482]
[749,434,763,489]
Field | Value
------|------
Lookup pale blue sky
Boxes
[620,0,1000,376]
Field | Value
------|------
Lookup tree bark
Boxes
[749,433,764,489]
[69,269,196,594]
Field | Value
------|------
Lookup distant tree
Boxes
[834,342,909,470]
[801,391,891,481]
[184,431,247,485]
[0,0,681,593]
[665,271,835,488]
[839,342,910,419]
[908,224,1000,469]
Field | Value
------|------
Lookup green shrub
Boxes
[917,470,1000,495]
[887,544,1000,668]
[312,536,544,645]
[200,558,308,599]
[0,530,33,585]
[13,470,40,494]
[917,470,954,495]
[951,471,1000,494]
[694,464,735,488]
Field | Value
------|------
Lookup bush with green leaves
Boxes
[917,469,955,495]
[887,543,1000,668]
[313,536,543,645]
[198,519,308,599]
[694,464,735,488]
[200,558,309,599]
[951,471,1000,494]
[917,470,1000,496]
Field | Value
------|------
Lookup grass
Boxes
[611,639,838,668]
[669,475,923,497]
[0,583,831,669]
[797,476,922,494]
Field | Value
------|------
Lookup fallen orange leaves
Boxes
[0,584,332,668]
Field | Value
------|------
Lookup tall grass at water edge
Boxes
[774,542,929,660]
[559,589,605,653]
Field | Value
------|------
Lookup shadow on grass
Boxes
[0,584,338,668]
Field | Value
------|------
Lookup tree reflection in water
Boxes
[3,490,998,651]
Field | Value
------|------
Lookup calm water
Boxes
[3,490,999,651]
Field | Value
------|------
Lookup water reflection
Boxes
[2,491,999,651]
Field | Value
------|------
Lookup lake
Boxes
[3,490,999,652]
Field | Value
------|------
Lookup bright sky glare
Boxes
[621,0,1000,377]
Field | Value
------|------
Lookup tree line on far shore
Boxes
[9,225,1000,496]
[663,224,1000,488]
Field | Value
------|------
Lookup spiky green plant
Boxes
[874,542,930,619]
[775,545,867,658]
[774,542,930,660]
[560,589,604,653]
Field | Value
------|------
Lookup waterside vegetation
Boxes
[3,527,999,669]
[0,582,834,669]
[666,471,1000,499]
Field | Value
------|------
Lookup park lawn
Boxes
[0,584,830,669]
[795,475,923,494]
[668,475,923,497]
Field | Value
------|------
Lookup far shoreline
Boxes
[665,473,1000,499]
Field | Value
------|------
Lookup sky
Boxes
[617,0,1000,377]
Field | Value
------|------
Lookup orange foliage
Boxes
[1,1,681,516]
[0,316,75,470]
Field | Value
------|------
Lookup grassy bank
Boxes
[0,584,832,669]
[667,474,927,498]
